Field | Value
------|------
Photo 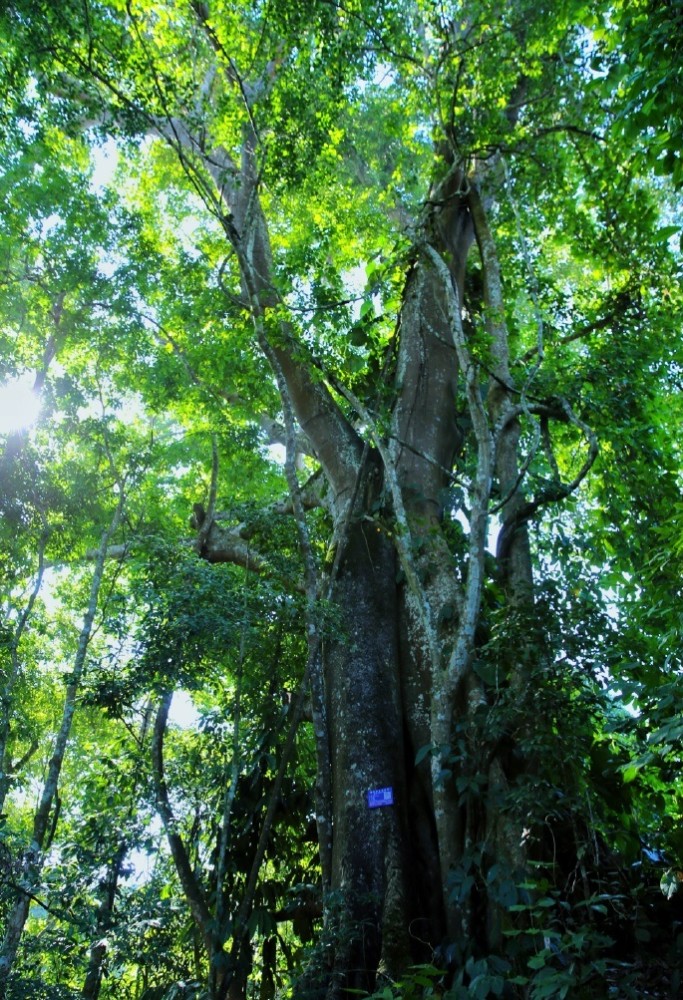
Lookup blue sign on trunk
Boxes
[367,786,394,808]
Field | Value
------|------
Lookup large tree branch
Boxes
[50,21,364,511]
[195,435,219,556]
[86,527,286,582]
[190,0,282,117]
[84,477,322,587]
[192,508,276,574]
[144,313,313,455]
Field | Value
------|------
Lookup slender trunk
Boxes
[209,613,246,999]
[210,660,242,995]
[0,495,124,998]
[81,841,127,1000]
[0,531,48,814]
[81,709,153,999]
[221,636,320,1000]
[468,180,537,947]
[153,631,323,999]
[152,692,214,954]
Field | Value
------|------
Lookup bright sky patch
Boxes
[0,377,41,434]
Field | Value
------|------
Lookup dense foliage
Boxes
[0,1,682,999]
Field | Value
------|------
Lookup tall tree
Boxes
[0,0,681,997]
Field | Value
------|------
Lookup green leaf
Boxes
[415,742,436,765]
[661,869,683,900]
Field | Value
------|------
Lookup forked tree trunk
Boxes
[140,39,593,995]
[191,143,531,992]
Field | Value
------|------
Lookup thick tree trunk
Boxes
[323,515,411,996]
[183,92,554,992]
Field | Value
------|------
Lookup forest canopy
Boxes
[0,1,682,999]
